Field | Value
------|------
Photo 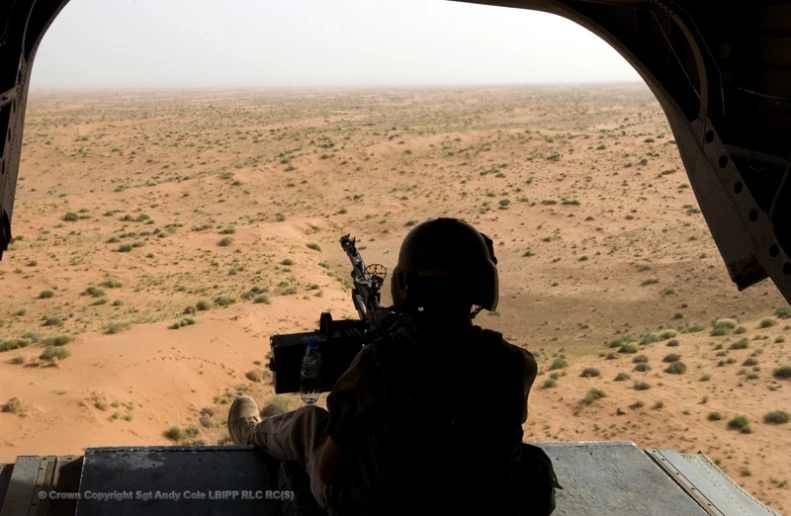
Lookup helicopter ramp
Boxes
[0,441,780,515]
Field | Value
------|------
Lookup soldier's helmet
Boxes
[390,218,498,314]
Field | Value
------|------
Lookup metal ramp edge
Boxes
[0,442,781,515]
[645,448,781,516]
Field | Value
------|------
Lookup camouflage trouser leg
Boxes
[253,405,334,513]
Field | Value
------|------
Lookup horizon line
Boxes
[29,80,647,92]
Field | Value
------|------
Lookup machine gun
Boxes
[268,234,401,394]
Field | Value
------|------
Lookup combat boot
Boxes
[228,395,261,445]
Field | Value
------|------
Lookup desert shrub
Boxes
[633,355,649,363]
[727,415,750,431]
[663,354,681,363]
[38,289,55,299]
[43,317,63,327]
[100,277,123,288]
[215,296,235,307]
[63,212,78,222]
[607,336,634,348]
[281,258,294,266]
[217,237,233,247]
[580,368,600,378]
[261,397,289,418]
[165,426,183,441]
[773,365,791,379]
[639,333,662,345]
[633,363,651,372]
[220,227,236,235]
[40,346,70,360]
[307,242,321,252]
[708,412,723,421]
[619,344,638,354]
[764,411,790,424]
[760,317,777,328]
[729,339,749,350]
[629,401,644,410]
[254,293,272,304]
[742,357,758,366]
[246,370,263,382]
[634,381,650,391]
[659,330,677,339]
[41,334,73,346]
[83,286,106,298]
[106,321,132,334]
[614,372,630,381]
[734,326,746,335]
[665,362,687,374]
[196,300,211,311]
[543,378,556,389]
[583,388,606,405]
[2,398,23,413]
[21,331,39,343]
[666,339,680,347]
[549,358,567,370]
[168,318,195,330]
[775,307,791,319]
[0,338,31,352]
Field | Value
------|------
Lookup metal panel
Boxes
[0,457,40,516]
[75,446,281,516]
[534,441,710,516]
[646,449,780,516]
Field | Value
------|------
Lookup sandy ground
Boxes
[1,84,790,512]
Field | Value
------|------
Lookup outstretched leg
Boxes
[229,396,333,512]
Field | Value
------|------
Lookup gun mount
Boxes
[267,234,400,395]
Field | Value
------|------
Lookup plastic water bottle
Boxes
[300,337,322,404]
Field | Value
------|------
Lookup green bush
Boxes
[773,365,791,379]
[38,289,55,299]
[664,362,687,375]
[281,258,294,266]
[215,296,235,307]
[549,358,567,370]
[707,412,723,421]
[760,317,777,328]
[764,411,790,424]
[619,344,638,354]
[168,318,195,330]
[775,307,791,319]
[196,300,211,311]
[729,339,749,350]
[41,334,73,346]
[40,346,71,360]
[217,237,233,247]
[0,338,31,352]
[165,426,183,441]
[580,368,600,378]
[614,372,630,381]
[100,277,123,288]
[63,212,78,222]
[543,378,556,389]
[583,388,606,405]
[307,242,322,252]
[663,354,681,363]
[254,293,272,304]
[727,415,750,431]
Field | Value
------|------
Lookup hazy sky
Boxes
[30,0,642,89]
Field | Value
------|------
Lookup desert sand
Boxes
[1,83,790,512]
